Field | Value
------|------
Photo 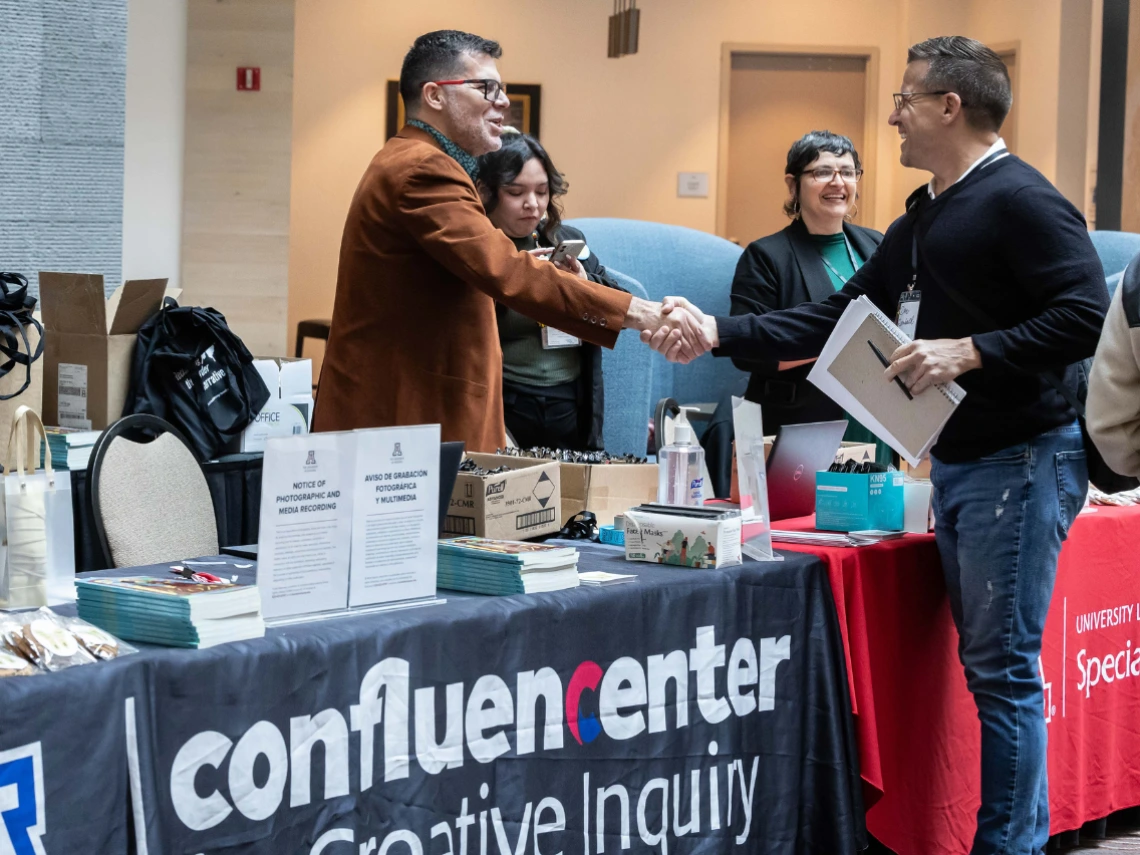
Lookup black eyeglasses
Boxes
[429,78,505,102]
[892,90,963,110]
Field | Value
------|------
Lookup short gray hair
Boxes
[907,36,1011,133]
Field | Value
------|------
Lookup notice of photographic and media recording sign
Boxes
[257,425,441,620]
[257,432,355,619]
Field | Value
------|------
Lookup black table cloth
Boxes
[0,543,865,854]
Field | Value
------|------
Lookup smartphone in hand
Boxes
[548,239,586,266]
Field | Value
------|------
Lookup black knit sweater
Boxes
[715,156,1109,462]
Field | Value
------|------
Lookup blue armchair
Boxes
[569,218,748,415]
[599,269,653,456]
[1089,230,1140,299]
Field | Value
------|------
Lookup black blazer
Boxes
[729,218,883,431]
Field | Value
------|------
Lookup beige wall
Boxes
[123,0,187,290]
[288,0,1100,357]
[288,0,906,349]
[724,54,868,247]
[182,0,294,357]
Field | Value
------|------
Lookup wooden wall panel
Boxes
[181,0,293,357]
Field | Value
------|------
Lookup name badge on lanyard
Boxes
[897,234,922,340]
[897,290,921,340]
[542,326,581,349]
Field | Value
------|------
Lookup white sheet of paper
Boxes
[349,425,440,607]
[808,296,965,466]
[257,432,354,619]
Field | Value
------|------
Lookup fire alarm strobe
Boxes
[237,67,260,91]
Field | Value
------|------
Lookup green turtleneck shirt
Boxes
[498,233,582,387]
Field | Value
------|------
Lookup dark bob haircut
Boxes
[476,133,568,243]
[783,130,862,219]
[907,36,1012,133]
[399,30,502,115]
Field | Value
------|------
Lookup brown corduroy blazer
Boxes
[312,126,633,452]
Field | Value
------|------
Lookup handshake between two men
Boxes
[623,296,718,365]
[623,294,983,394]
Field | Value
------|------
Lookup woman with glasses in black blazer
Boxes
[730,130,886,454]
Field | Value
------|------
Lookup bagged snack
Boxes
[13,609,96,671]
[61,615,135,660]
[0,616,25,657]
[0,646,38,677]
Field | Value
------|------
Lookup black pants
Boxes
[503,379,583,450]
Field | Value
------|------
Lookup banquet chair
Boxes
[89,414,219,569]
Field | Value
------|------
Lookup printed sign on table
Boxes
[257,432,354,619]
[349,425,440,607]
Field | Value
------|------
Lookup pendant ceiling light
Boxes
[608,0,640,58]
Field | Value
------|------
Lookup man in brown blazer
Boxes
[313,30,707,451]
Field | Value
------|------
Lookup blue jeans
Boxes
[930,423,1087,855]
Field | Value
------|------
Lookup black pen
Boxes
[867,340,914,401]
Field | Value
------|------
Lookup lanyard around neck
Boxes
[818,232,860,285]
[909,148,1007,290]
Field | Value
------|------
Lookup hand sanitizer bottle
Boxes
[657,407,705,506]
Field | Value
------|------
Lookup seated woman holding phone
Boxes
[476,132,625,451]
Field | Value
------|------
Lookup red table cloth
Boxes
[773,505,1140,855]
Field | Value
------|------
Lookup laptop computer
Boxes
[222,440,466,559]
[765,420,848,522]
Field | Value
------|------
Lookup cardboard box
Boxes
[240,358,314,452]
[473,453,659,524]
[559,462,659,522]
[623,507,742,568]
[40,273,167,429]
[445,453,562,540]
[815,470,905,532]
[900,458,932,479]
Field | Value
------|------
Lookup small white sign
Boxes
[257,432,355,619]
[349,425,440,607]
[677,172,709,198]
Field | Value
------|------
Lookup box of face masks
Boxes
[815,470,905,532]
[623,506,742,569]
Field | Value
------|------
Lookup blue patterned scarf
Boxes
[407,120,479,182]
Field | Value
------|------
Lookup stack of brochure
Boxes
[75,577,265,648]
[43,427,102,471]
[437,537,580,595]
[771,529,905,548]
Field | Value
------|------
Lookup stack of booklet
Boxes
[437,537,580,595]
[43,427,102,471]
[75,577,265,648]
[771,529,906,548]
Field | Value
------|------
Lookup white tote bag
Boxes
[0,405,75,609]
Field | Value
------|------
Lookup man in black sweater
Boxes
[647,37,1107,855]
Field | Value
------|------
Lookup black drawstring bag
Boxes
[122,300,270,460]
[0,273,44,400]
